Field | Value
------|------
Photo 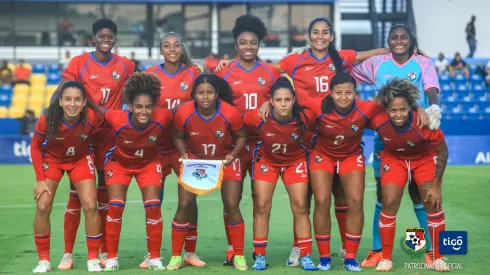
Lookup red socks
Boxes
[335,203,348,249]
[97,184,109,254]
[315,234,331,258]
[427,210,446,260]
[379,211,397,260]
[297,237,313,257]
[106,199,125,259]
[185,224,198,253]
[253,237,267,256]
[345,233,362,259]
[144,199,162,259]
[34,234,50,261]
[171,221,189,256]
[86,234,102,260]
[63,190,81,254]
[223,210,232,247]
[227,221,245,256]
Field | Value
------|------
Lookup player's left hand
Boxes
[424,183,442,211]
[258,102,271,122]
[415,107,430,128]
[426,104,442,130]
[288,46,310,56]
[214,60,233,72]
[223,154,235,166]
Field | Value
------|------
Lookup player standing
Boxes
[169,74,248,271]
[53,19,136,268]
[31,81,104,273]
[369,79,449,272]
[102,73,172,271]
[214,14,280,265]
[143,32,204,268]
[243,77,316,270]
[351,24,441,267]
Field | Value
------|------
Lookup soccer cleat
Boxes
[361,250,383,267]
[344,258,362,272]
[184,252,206,267]
[340,248,347,260]
[223,248,235,266]
[300,254,317,271]
[167,256,183,270]
[375,259,393,272]
[285,247,300,267]
[87,259,102,272]
[148,258,166,271]
[58,253,74,270]
[434,258,450,272]
[425,251,435,265]
[233,255,248,271]
[103,258,119,272]
[252,254,267,271]
[99,252,108,268]
[139,253,150,269]
[33,260,51,273]
[317,257,331,271]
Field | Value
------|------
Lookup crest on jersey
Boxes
[401,228,426,255]
[216,130,225,138]
[351,124,359,132]
[407,140,415,147]
[329,63,336,71]
[407,72,416,81]
[260,164,268,173]
[192,169,207,180]
[107,170,114,178]
[80,134,88,140]
[383,164,390,172]
[112,71,121,80]
[149,135,157,142]
[42,163,49,170]
[291,133,299,140]
[257,77,266,86]
[180,82,189,91]
[315,155,323,163]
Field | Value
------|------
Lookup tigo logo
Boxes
[440,231,467,255]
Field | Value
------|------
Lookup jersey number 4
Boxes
[101,88,111,104]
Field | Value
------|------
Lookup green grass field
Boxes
[0,165,488,274]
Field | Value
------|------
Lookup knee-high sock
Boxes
[227,221,245,256]
[335,203,348,249]
[414,203,432,251]
[63,190,81,254]
[379,211,397,261]
[427,210,446,260]
[185,224,198,254]
[106,199,125,259]
[97,185,109,254]
[144,199,162,259]
[372,201,382,251]
[171,221,189,256]
[86,234,102,260]
[34,234,50,261]
[315,234,331,258]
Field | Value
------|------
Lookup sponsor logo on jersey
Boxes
[190,132,200,136]
[123,140,134,144]
[407,72,416,81]
[383,137,392,141]
[113,71,121,80]
[260,164,268,173]
[315,155,323,163]
[305,66,314,71]
[56,137,66,140]
[233,81,242,86]
[383,164,390,172]
[180,82,189,91]
[216,130,225,138]
[266,133,276,137]
[351,124,359,132]
[328,63,336,71]
[192,168,207,180]
[257,77,266,86]
[407,140,415,147]
[397,148,406,152]
[42,163,49,170]
[401,228,426,256]
[80,134,88,140]
[149,135,157,142]
[291,133,299,140]
[89,75,99,79]
[107,170,114,178]
[325,124,335,128]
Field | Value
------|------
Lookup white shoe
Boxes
[340,248,346,260]
[148,258,166,270]
[87,259,102,272]
[375,259,393,272]
[184,252,206,267]
[99,252,108,267]
[286,247,300,267]
[103,258,119,272]
[57,253,73,270]
[139,253,150,268]
[33,260,51,273]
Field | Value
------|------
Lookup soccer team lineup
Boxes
[28,14,460,274]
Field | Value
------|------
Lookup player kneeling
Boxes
[31,81,104,273]
[243,77,316,271]
[369,79,450,272]
[102,73,173,271]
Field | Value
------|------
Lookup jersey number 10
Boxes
[314,76,329,93]
[244,93,257,110]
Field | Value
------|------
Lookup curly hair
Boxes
[192,74,234,106]
[232,14,268,42]
[375,78,420,109]
[45,81,99,138]
[92,18,117,36]
[124,72,162,105]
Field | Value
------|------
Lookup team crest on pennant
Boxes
[401,228,427,256]
[257,77,266,86]
[179,159,225,195]
[180,82,189,91]
[112,71,121,80]
[216,130,225,138]
[149,135,157,142]
[407,72,416,81]
[329,63,336,71]
[351,124,359,132]
[407,140,415,147]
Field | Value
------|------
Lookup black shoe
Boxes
[223,253,234,266]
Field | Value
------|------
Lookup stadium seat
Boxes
[485,104,490,114]
[438,74,451,86]
[362,85,375,100]
[465,113,481,120]
[32,64,46,74]
[0,86,13,107]
[48,64,59,74]
[463,102,476,113]
[468,64,478,75]
[452,74,467,86]
[8,106,26,118]
[29,103,44,117]
[30,74,47,87]
[47,73,61,85]
[0,106,7,118]
[29,93,45,106]
[7,63,15,71]
[13,84,30,95]
[45,85,57,100]
[470,74,483,85]
[30,86,46,97]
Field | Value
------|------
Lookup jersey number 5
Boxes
[101,88,111,104]
[314,76,329,93]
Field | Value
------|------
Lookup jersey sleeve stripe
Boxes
[354,106,369,121]
[410,127,426,142]
[375,120,390,131]
[257,121,265,131]
[151,121,164,130]
[183,112,196,129]
[185,68,195,79]
[115,124,130,136]
[79,59,91,80]
[291,57,304,85]
[217,113,230,127]
[258,62,276,83]
[87,121,94,128]
[35,130,46,136]
[223,63,238,80]
[115,59,129,75]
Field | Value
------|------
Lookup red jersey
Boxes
[174,100,245,160]
[243,109,314,164]
[62,52,135,110]
[304,99,382,159]
[215,60,280,114]
[279,49,357,100]
[31,108,104,181]
[369,111,445,160]
[104,108,173,168]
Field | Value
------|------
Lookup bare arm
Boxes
[49,78,71,104]
[230,128,248,158]
[173,129,188,158]
[355,48,390,64]
[426,87,440,105]
[433,138,449,185]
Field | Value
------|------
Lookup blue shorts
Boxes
[372,132,384,177]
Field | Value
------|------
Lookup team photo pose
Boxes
[31,81,104,273]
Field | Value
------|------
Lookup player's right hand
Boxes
[181,153,189,160]
[426,104,442,130]
[33,181,51,202]
[258,102,271,122]
[288,46,310,56]
[214,60,233,72]
[424,184,442,211]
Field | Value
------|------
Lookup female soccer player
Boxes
[351,24,441,267]
[243,77,316,270]
[169,74,248,271]
[369,79,449,272]
[214,14,280,265]
[144,32,204,268]
[31,81,104,273]
[102,73,173,271]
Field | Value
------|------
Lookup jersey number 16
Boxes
[314,76,329,93]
